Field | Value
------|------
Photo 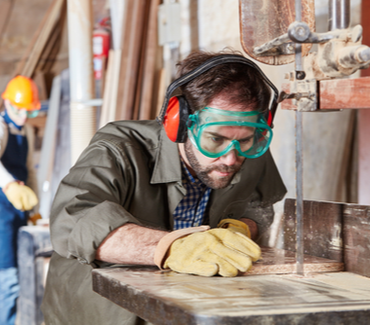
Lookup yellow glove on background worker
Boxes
[154,221,261,277]
[3,181,38,211]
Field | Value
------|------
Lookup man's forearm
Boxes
[96,219,258,265]
[96,223,168,265]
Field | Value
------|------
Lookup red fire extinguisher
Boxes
[93,18,111,80]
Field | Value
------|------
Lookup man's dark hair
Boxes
[177,50,272,114]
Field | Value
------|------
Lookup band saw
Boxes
[92,1,370,323]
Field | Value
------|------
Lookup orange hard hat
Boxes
[2,76,41,110]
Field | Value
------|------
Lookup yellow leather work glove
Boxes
[218,218,251,238]
[163,228,261,277]
[3,182,38,211]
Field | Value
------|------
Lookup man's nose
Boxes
[220,149,238,166]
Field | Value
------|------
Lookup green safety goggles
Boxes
[187,107,273,159]
[10,103,39,118]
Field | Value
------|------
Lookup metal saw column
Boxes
[295,0,304,276]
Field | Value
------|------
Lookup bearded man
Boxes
[42,51,286,325]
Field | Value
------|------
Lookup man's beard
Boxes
[184,140,242,189]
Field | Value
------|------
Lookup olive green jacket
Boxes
[41,120,286,325]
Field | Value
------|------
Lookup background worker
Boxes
[42,51,286,325]
[0,75,40,325]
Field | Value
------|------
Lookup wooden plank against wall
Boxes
[115,0,147,121]
[22,0,65,78]
[359,1,370,205]
[37,0,67,75]
[132,1,151,120]
[0,0,13,39]
[138,0,161,120]
[284,198,370,278]
[283,198,343,262]
[343,204,370,277]
[15,0,65,78]
[99,49,115,128]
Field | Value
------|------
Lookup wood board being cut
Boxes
[243,247,344,275]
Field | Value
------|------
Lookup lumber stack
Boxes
[14,0,66,79]
[0,0,67,108]
[100,0,163,127]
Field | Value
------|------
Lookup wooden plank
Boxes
[0,0,13,39]
[335,110,356,202]
[239,0,314,65]
[93,268,370,325]
[284,199,370,278]
[283,199,343,262]
[138,0,160,120]
[155,67,166,117]
[320,77,370,109]
[15,0,64,78]
[358,109,370,204]
[243,247,343,275]
[22,0,64,78]
[114,0,134,120]
[280,81,295,110]
[99,49,115,128]
[36,0,67,75]
[33,72,48,101]
[108,49,122,123]
[281,77,370,111]
[132,1,151,120]
[343,205,370,277]
[115,0,147,121]
[359,1,370,205]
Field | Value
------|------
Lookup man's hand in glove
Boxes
[154,226,261,277]
[3,181,38,211]
[217,218,252,238]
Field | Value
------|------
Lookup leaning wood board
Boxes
[243,247,343,275]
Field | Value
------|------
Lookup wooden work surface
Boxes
[244,247,343,275]
[93,268,370,325]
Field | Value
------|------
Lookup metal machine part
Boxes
[329,0,350,31]
[254,22,370,82]
[252,0,370,112]
[294,0,305,276]
[239,0,315,65]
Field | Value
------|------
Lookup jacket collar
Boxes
[151,128,182,184]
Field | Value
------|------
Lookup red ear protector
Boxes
[162,96,189,143]
[156,54,279,143]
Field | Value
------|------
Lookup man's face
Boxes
[180,96,255,190]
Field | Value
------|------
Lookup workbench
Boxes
[92,199,370,324]
[92,268,370,325]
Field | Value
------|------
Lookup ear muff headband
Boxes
[162,96,189,143]
[157,54,279,125]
